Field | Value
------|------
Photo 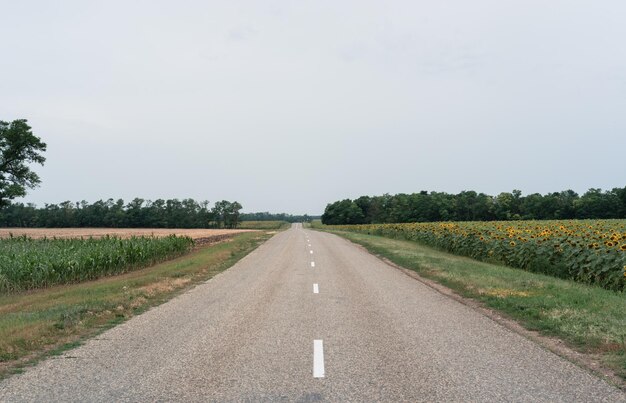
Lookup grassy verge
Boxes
[321,229,626,381]
[238,221,291,230]
[0,231,273,378]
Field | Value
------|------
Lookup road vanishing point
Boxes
[1,224,624,402]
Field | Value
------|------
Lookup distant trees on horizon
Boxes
[240,212,315,223]
[0,199,317,228]
[0,198,244,229]
[321,187,626,225]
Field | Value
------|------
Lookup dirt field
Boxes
[0,228,255,240]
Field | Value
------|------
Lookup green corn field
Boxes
[0,235,194,293]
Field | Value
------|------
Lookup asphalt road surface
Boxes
[1,224,624,402]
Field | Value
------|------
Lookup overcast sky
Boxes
[1,1,625,214]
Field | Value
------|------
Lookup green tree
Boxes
[211,200,243,228]
[575,188,622,219]
[321,199,365,225]
[354,196,373,223]
[0,119,47,207]
[211,200,228,228]
[126,198,146,227]
[612,186,626,217]
[224,201,242,228]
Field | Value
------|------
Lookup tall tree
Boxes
[224,201,242,228]
[0,119,47,207]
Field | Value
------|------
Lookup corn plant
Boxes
[0,235,194,293]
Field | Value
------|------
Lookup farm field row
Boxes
[0,236,195,292]
[314,219,626,291]
[0,228,253,239]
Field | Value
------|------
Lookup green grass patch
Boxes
[0,231,272,378]
[237,221,290,230]
[322,229,626,380]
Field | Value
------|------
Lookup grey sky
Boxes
[1,1,625,214]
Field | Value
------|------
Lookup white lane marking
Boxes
[314,340,325,378]
[313,283,319,294]
[311,262,315,268]
[310,250,313,254]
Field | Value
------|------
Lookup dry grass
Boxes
[138,278,192,296]
[0,228,255,240]
[479,288,534,298]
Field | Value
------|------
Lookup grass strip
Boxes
[237,221,291,230]
[322,229,626,381]
[0,231,273,378]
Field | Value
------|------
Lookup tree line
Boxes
[321,187,626,225]
[0,198,243,228]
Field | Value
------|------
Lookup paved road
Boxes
[1,224,624,402]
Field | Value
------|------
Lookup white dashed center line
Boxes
[310,250,313,254]
[311,262,315,268]
[313,340,325,378]
[313,283,319,294]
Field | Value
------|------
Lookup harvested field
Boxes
[0,228,255,240]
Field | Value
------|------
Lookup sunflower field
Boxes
[322,220,626,291]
